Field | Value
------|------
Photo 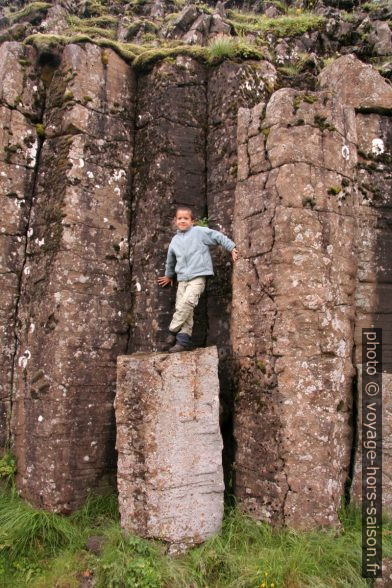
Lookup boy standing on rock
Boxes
[158,206,238,353]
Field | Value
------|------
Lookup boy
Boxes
[158,206,238,353]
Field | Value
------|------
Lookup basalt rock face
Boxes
[127,57,208,353]
[0,1,391,526]
[318,56,392,515]
[0,36,278,511]
[116,347,224,550]
[232,84,358,528]
[0,42,44,449]
[9,42,136,511]
[232,55,392,528]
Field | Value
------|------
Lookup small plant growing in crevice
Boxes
[314,114,336,132]
[327,186,341,195]
[35,123,46,138]
[302,196,316,208]
[101,50,109,66]
[63,90,74,102]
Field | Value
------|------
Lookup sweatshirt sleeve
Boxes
[164,244,176,277]
[199,227,236,252]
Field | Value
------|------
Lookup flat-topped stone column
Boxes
[115,346,224,551]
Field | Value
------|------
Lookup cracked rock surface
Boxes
[116,346,224,549]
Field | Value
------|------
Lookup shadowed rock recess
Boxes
[0,0,391,526]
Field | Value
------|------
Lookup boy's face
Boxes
[175,210,193,231]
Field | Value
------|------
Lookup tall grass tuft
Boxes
[0,487,81,559]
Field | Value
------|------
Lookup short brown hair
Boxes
[175,206,194,219]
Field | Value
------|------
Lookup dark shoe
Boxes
[169,343,190,353]
[166,331,177,346]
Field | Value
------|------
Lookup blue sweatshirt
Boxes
[165,225,236,282]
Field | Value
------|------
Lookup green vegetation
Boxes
[7,2,51,24]
[172,0,186,7]
[314,114,336,132]
[66,13,118,40]
[327,186,342,195]
[362,1,382,11]
[35,123,46,138]
[1,481,391,587]
[132,38,263,71]
[227,10,325,38]
[24,34,143,63]
[206,35,264,64]
[67,15,118,29]
[196,217,209,227]
[302,196,316,208]
[68,26,117,40]
[125,18,159,40]
[0,453,16,482]
[81,0,108,17]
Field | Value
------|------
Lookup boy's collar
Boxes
[176,225,194,233]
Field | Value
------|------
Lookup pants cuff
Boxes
[176,332,192,346]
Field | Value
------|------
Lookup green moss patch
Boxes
[7,2,51,24]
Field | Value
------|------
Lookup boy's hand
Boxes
[231,248,238,262]
[158,276,173,287]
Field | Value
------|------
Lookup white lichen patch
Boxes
[18,349,31,368]
[371,138,384,156]
[26,139,38,167]
[341,145,350,160]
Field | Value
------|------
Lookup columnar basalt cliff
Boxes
[11,43,135,511]
[0,0,391,525]
[232,55,392,527]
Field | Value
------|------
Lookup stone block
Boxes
[116,347,224,551]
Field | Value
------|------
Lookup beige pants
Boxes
[169,276,206,337]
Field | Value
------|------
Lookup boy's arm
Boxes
[164,245,176,277]
[199,227,236,252]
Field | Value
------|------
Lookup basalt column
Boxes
[206,60,277,489]
[12,44,135,512]
[232,85,358,528]
[318,56,392,513]
[0,42,45,450]
[116,347,224,551]
[127,56,207,352]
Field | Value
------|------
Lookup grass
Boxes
[7,2,51,24]
[24,34,144,63]
[227,10,325,38]
[67,26,118,40]
[24,31,263,71]
[132,37,263,71]
[0,479,391,587]
[67,14,118,29]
